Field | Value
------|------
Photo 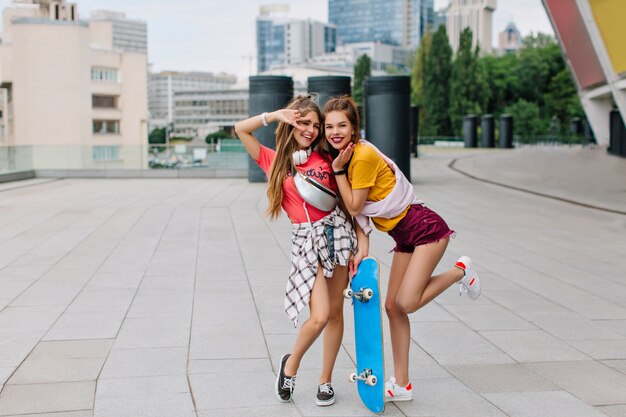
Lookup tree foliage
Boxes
[148,128,166,144]
[449,28,487,135]
[353,54,372,106]
[423,25,453,136]
[417,31,582,140]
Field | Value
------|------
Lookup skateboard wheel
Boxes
[366,375,377,386]
[343,288,353,299]
[362,288,374,300]
[349,372,357,383]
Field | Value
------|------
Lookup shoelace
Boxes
[319,383,333,395]
[459,280,469,296]
[282,376,296,392]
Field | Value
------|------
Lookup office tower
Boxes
[447,0,496,53]
[329,0,433,48]
[90,10,148,54]
[257,6,336,73]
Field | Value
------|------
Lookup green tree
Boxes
[449,28,486,135]
[504,99,543,142]
[148,127,166,144]
[353,54,372,106]
[423,25,453,135]
[544,69,584,135]
[479,53,519,115]
[411,31,432,106]
[205,129,230,144]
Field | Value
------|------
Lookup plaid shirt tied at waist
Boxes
[285,205,355,326]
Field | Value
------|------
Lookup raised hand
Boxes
[275,109,306,131]
[332,142,355,171]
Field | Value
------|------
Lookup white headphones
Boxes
[293,147,312,166]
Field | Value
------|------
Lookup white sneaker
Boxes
[385,377,413,402]
[456,256,481,300]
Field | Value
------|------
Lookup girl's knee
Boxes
[396,294,419,314]
[308,314,329,332]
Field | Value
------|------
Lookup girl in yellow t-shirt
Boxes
[322,96,481,402]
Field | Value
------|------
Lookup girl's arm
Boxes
[332,142,368,215]
[234,110,304,160]
[350,221,369,277]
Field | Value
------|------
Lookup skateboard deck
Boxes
[346,257,385,414]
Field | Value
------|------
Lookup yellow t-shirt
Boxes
[348,142,409,232]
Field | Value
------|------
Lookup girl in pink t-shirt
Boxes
[235,95,356,407]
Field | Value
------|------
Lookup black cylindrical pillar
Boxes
[500,114,514,148]
[307,76,351,110]
[364,76,411,179]
[610,109,626,157]
[464,115,478,148]
[248,76,293,182]
[481,114,495,148]
[410,105,419,157]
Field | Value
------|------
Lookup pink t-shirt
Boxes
[256,145,337,224]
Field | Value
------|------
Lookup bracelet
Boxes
[260,112,268,127]
[333,170,346,176]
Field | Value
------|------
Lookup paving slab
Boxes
[0,146,624,415]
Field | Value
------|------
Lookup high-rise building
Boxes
[256,6,336,73]
[498,21,522,55]
[447,0,496,53]
[90,10,147,55]
[329,0,432,48]
[148,71,237,128]
[0,0,148,169]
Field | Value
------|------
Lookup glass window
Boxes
[93,120,120,135]
[92,146,120,161]
[91,67,119,83]
[92,95,117,108]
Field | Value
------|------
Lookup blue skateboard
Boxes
[344,257,385,414]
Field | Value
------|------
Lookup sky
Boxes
[1,0,554,80]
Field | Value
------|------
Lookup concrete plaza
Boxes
[0,145,625,417]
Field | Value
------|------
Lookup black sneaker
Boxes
[316,382,335,406]
[275,353,296,402]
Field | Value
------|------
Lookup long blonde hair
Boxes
[266,95,323,220]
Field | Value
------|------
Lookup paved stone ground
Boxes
[0,146,625,417]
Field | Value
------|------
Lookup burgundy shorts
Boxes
[387,204,454,253]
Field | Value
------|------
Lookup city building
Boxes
[433,7,448,32]
[309,42,412,73]
[446,0,496,53]
[90,10,147,54]
[498,21,522,54]
[328,0,433,49]
[256,5,336,73]
[0,0,148,170]
[542,0,626,149]
[172,88,248,140]
[149,71,237,128]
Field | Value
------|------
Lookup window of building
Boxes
[91,67,119,83]
[92,95,117,109]
[92,146,120,161]
[93,120,120,135]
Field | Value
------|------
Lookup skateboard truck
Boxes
[349,368,377,386]
[343,287,374,302]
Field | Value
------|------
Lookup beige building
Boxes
[446,0,496,54]
[0,0,148,170]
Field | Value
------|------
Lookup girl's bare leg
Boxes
[284,264,330,376]
[320,264,349,383]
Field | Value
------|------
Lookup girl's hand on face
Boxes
[332,142,354,171]
[275,109,306,131]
